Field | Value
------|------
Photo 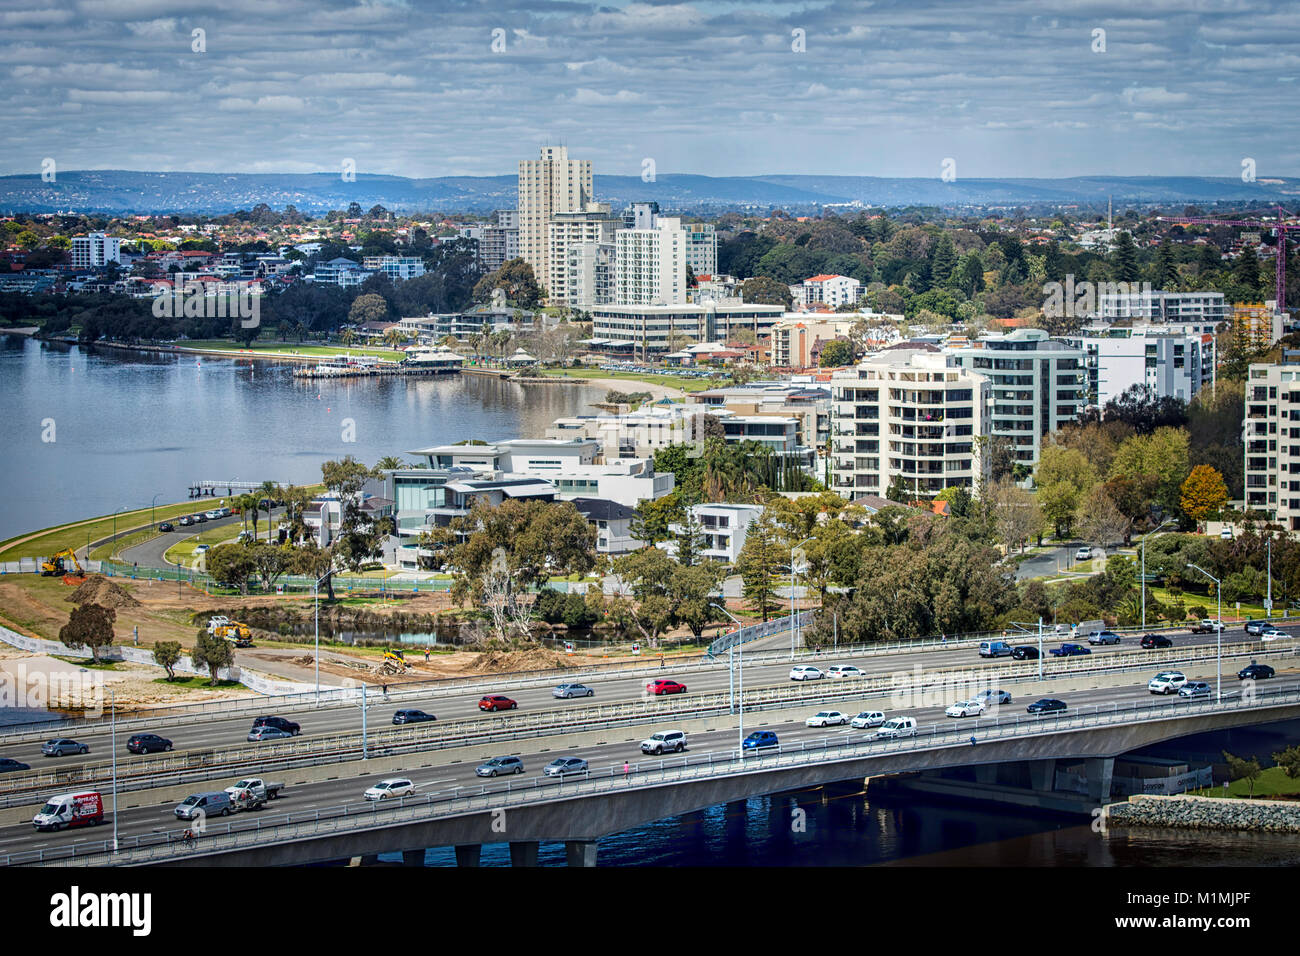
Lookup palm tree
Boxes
[259,481,280,543]
[383,327,408,351]
[293,321,306,343]
[339,328,356,347]
[240,493,260,539]
[375,455,404,471]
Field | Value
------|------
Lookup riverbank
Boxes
[1106,793,1300,832]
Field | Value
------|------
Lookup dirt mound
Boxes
[65,575,141,610]
[469,648,572,673]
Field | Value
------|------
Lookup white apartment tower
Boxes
[547,204,621,306]
[518,146,593,297]
[1244,362,1300,531]
[683,223,718,278]
[615,217,688,306]
[71,232,121,269]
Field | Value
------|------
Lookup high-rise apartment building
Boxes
[1244,361,1300,531]
[547,204,621,305]
[1060,327,1215,407]
[518,146,592,296]
[564,241,616,311]
[615,217,687,306]
[71,232,121,269]
[683,223,717,278]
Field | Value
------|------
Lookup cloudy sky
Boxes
[2,0,1297,180]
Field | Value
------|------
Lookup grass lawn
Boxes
[0,499,214,561]
[1147,585,1288,624]
[536,368,716,393]
[1192,766,1300,799]
[51,655,123,670]
[179,339,405,361]
[152,676,246,691]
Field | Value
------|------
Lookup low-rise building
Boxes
[570,497,642,555]
[590,302,785,360]
[1060,326,1214,408]
[664,503,765,563]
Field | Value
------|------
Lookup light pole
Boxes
[111,505,128,554]
[151,492,163,530]
[712,602,746,753]
[110,688,118,853]
[1140,518,1175,630]
[313,569,333,702]
[1188,563,1222,702]
[1010,619,1044,681]
[790,536,814,661]
[1266,535,1273,620]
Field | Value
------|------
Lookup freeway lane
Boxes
[4,666,1296,863]
[1,625,1291,773]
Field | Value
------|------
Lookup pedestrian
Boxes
[660,654,665,669]
[623,760,630,777]
[941,634,946,647]
[969,735,977,746]
[424,647,430,663]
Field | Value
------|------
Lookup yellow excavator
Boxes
[215,622,254,647]
[40,548,85,578]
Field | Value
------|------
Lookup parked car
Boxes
[364,778,414,800]
[219,507,232,517]
[850,711,887,729]
[640,730,688,754]
[646,679,687,696]
[1087,631,1122,646]
[789,665,824,681]
[1238,663,1276,681]
[392,709,435,725]
[979,641,1013,658]
[1140,634,1173,649]
[41,739,89,757]
[247,726,293,742]
[174,791,232,819]
[1075,547,1092,560]
[542,757,589,777]
[974,689,1012,706]
[194,512,208,523]
[0,757,31,773]
[476,756,525,777]
[1011,646,1040,660]
[1220,527,1234,540]
[870,716,917,739]
[158,522,175,533]
[1245,620,1269,635]
[742,730,780,750]
[1191,620,1225,634]
[251,715,300,736]
[1026,698,1068,714]
[126,733,172,754]
[1178,681,1211,699]
[553,682,594,699]
[945,699,985,718]
[1147,671,1187,695]
[827,665,865,678]
[194,544,210,555]
[478,695,518,712]
[805,710,849,727]
[1049,643,1092,658]
[204,510,222,520]
[178,515,194,527]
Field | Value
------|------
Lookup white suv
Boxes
[850,711,886,728]
[789,665,824,681]
[639,730,687,754]
[1147,671,1187,695]
[827,665,864,678]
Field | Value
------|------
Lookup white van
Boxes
[871,716,917,739]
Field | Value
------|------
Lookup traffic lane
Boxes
[5,667,1292,856]
[119,509,286,569]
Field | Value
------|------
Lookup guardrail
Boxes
[2,637,1292,809]
[19,681,1300,867]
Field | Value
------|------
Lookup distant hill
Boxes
[2,169,1298,215]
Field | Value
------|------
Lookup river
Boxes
[0,334,603,540]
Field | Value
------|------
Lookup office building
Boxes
[591,301,785,359]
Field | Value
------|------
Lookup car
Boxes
[41,739,89,757]
[978,641,1013,658]
[742,730,780,750]
[1075,547,1092,560]
[478,695,518,712]
[1026,698,1068,714]
[1140,634,1173,649]
[870,716,917,739]
[805,710,849,727]
[219,507,232,517]
[1178,681,1211,698]
[973,689,1012,706]
[945,699,985,718]
[640,730,687,754]
[1087,631,1122,646]
[0,758,31,773]
[1220,527,1234,540]
[158,522,175,533]
[1011,646,1040,660]
[542,757,589,777]
[126,733,172,754]
[174,791,232,819]
[476,756,525,777]
[1237,663,1275,681]
[251,715,300,736]
[1245,620,1269,635]
[391,709,435,725]
[553,683,594,699]
[827,665,865,679]
[1147,671,1187,695]
[646,679,687,696]
[1191,619,1225,634]
[1049,643,1092,657]
[850,711,887,729]
[178,515,194,527]
[364,778,414,800]
[194,512,208,523]
[1260,627,1286,641]
[194,544,210,555]
[204,510,222,520]
[247,726,293,742]
[789,665,824,681]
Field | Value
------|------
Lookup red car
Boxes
[478,695,518,712]
[647,679,687,696]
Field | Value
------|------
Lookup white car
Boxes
[364,778,414,801]
[1147,671,1187,695]
[850,710,886,729]
[945,699,985,718]
[1259,627,1285,642]
[789,665,824,681]
[1075,547,1091,560]
[194,544,210,554]
[827,665,865,679]
[805,710,848,727]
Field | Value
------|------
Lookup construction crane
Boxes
[40,548,84,579]
[1157,205,1298,310]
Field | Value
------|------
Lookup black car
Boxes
[251,715,300,736]
[1140,634,1173,649]
[1026,698,1068,714]
[0,757,31,773]
[158,522,175,533]
[126,733,172,754]
[194,513,208,523]
[392,709,436,725]
[1011,646,1040,660]
[1237,663,1276,681]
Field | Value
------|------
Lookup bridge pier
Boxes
[1085,757,1115,804]
[974,763,999,785]
[401,848,425,867]
[454,844,482,867]
[565,840,598,867]
[509,841,540,867]
[1028,759,1056,791]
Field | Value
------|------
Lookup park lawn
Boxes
[0,499,212,561]
[179,339,405,361]
[536,368,716,393]
[1196,766,1300,799]
[152,676,246,691]
[1147,585,1286,624]
[163,525,248,565]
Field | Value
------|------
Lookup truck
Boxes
[32,791,104,831]
[223,778,284,808]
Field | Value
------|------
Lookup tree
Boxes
[610,547,677,646]
[1112,231,1140,283]
[153,641,183,680]
[1272,744,1300,781]
[1222,750,1263,798]
[347,293,389,326]
[985,477,1041,553]
[818,338,854,368]
[472,258,542,309]
[191,630,235,685]
[672,562,726,640]
[1034,443,1098,536]
[736,511,783,621]
[738,276,794,310]
[1109,427,1191,516]
[1180,464,1229,527]
[1077,484,1132,551]
[206,543,257,594]
[631,493,683,546]
[673,509,708,567]
[59,603,116,662]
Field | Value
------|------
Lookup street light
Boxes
[109,688,118,853]
[1140,518,1175,630]
[151,492,163,530]
[313,569,333,702]
[711,602,746,753]
[790,536,814,661]
[1187,563,1222,702]
[1009,618,1044,681]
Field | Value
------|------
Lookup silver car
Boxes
[247,726,293,742]
[553,683,594,699]
[41,739,89,757]
[542,757,589,777]
[476,756,525,777]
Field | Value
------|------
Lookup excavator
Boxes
[40,548,85,581]
[214,622,254,648]
[378,649,409,675]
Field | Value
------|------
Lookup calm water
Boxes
[0,334,602,540]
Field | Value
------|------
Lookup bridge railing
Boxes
[16,681,1300,868]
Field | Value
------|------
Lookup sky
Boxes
[2,0,1298,181]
